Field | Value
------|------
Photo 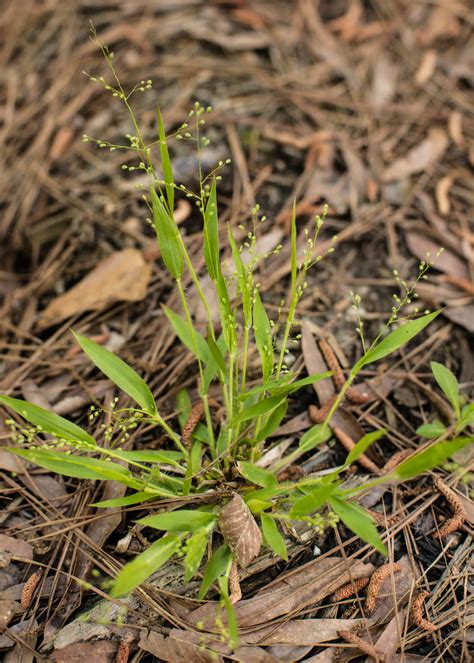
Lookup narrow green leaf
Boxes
[206,326,227,374]
[416,420,446,438]
[203,178,219,281]
[157,107,174,213]
[329,496,386,555]
[203,333,227,391]
[184,529,211,582]
[92,491,158,508]
[431,362,460,418]
[162,306,209,362]
[72,332,157,415]
[299,424,332,452]
[290,482,337,517]
[216,270,234,352]
[150,184,184,279]
[138,509,217,532]
[261,513,288,560]
[253,290,273,381]
[361,311,441,366]
[394,437,473,480]
[112,534,182,596]
[290,200,297,289]
[177,388,192,429]
[344,430,385,467]
[238,461,278,488]
[236,395,286,423]
[111,449,183,466]
[0,395,96,447]
[8,447,141,488]
[198,544,232,599]
[218,575,239,648]
[254,399,288,441]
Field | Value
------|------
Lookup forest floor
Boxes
[0,1,473,661]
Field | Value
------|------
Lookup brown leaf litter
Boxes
[219,493,262,567]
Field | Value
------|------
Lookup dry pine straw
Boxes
[434,477,466,538]
[338,628,379,659]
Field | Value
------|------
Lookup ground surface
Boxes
[0,1,473,661]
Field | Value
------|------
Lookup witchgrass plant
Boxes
[1,30,472,638]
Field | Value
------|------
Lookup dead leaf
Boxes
[188,557,374,629]
[139,629,224,663]
[382,128,448,182]
[415,49,437,85]
[0,535,33,561]
[369,55,398,109]
[435,175,453,215]
[51,641,118,663]
[243,618,363,646]
[219,493,262,567]
[37,249,152,329]
[444,304,474,333]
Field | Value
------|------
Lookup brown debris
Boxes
[308,395,338,423]
[339,629,379,659]
[333,427,382,475]
[318,339,370,404]
[219,493,262,567]
[365,563,401,615]
[434,478,466,538]
[20,571,42,610]
[332,576,370,602]
[114,634,134,663]
[382,449,412,473]
[365,508,401,527]
[410,590,437,632]
[277,464,305,482]
[182,401,205,446]
[229,560,242,604]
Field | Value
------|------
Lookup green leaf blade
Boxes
[431,362,460,418]
[138,509,217,532]
[0,396,96,447]
[362,311,441,366]
[329,496,386,555]
[261,513,288,560]
[72,332,157,415]
[112,534,182,596]
[157,108,174,213]
[150,184,183,279]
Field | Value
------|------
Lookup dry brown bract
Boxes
[333,426,382,475]
[332,576,370,601]
[20,571,42,610]
[434,478,465,538]
[365,563,401,615]
[181,401,205,446]
[410,590,437,632]
[338,629,379,659]
[219,493,262,567]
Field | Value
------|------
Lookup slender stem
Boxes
[176,279,216,456]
